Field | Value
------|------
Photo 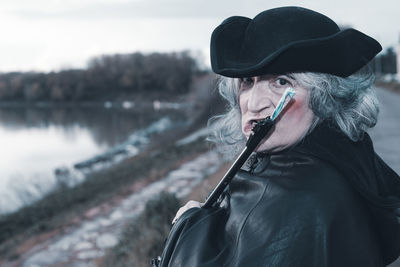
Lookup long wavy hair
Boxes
[207,67,379,158]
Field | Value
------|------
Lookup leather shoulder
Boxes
[227,152,383,266]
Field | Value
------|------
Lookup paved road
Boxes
[369,88,400,174]
[368,88,400,267]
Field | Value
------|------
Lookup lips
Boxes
[243,117,268,135]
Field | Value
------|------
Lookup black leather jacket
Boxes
[160,122,400,267]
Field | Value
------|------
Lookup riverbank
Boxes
[3,136,227,266]
[0,125,219,264]
[0,72,222,264]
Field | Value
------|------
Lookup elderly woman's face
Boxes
[239,74,315,153]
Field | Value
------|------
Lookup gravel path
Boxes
[5,150,224,267]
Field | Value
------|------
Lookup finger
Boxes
[172,201,202,224]
[184,200,202,208]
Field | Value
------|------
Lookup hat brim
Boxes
[211,28,382,78]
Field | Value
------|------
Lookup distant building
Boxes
[397,34,400,78]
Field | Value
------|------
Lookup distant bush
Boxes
[101,192,180,267]
[0,51,199,102]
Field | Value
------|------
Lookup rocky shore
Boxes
[14,149,224,266]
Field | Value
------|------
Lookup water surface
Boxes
[0,105,188,213]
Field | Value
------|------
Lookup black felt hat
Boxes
[210,6,382,78]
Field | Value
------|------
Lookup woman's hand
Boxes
[172,200,203,225]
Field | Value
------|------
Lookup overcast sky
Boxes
[0,0,399,72]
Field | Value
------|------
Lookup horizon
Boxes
[0,0,399,72]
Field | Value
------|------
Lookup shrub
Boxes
[101,192,181,267]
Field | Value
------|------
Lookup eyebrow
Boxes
[285,74,296,80]
[263,74,297,81]
[242,74,297,81]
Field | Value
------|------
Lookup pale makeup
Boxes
[239,74,315,153]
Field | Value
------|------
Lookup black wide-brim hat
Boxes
[210,6,382,78]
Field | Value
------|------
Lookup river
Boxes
[0,103,189,214]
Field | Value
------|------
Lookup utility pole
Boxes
[397,33,400,79]
[375,53,381,76]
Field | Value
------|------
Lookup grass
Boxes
[98,154,230,267]
[100,192,181,267]
[0,137,209,260]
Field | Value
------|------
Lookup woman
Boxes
[162,6,400,267]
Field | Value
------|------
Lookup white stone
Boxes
[96,233,118,249]
[83,232,98,240]
[75,241,93,250]
[80,221,98,232]
[23,250,70,266]
[77,250,104,260]
[49,235,78,251]
[122,101,134,109]
[110,210,124,220]
[98,218,113,227]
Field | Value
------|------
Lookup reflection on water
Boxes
[0,125,107,178]
[0,106,188,214]
[0,106,172,146]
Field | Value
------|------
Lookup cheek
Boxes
[276,96,313,135]
[238,94,246,132]
[285,98,308,120]
[238,92,247,112]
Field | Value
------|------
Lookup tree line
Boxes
[0,51,198,102]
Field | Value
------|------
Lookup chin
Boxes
[255,136,291,153]
[256,141,277,153]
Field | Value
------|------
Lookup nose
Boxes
[247,81,273,114]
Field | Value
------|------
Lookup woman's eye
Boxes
[273,77,292,87]
[277,78,288,86]
[240,77,254,86]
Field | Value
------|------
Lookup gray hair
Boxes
[207,67,379,158]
